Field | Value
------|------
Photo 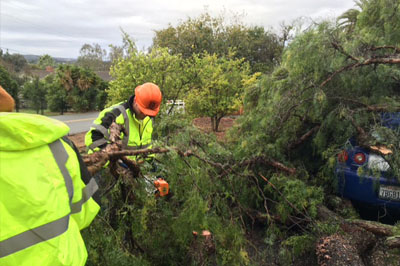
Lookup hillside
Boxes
[23,54,76,64]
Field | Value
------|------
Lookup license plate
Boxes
[379,185,400,201]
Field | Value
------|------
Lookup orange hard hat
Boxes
[0,85,15,112]
[134,82,162,116]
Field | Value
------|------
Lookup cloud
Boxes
[0,0,355,58]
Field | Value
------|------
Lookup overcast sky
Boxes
[0,0,356,59]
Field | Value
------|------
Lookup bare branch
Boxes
[320,57,400,88]
[287,125,320,150]
[177,149,228,172]
[370,45,400,54]
[240,156,296,175]
[83,147,170,175]
[331,41,359,62]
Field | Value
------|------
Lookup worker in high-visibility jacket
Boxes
[0,86,100,265]
[85,82,162,158]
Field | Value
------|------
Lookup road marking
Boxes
[63,118,96,123]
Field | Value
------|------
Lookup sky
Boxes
[0,0,356,59]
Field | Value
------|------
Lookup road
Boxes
[51,112,99,135]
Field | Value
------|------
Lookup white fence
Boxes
[166,100,185,114]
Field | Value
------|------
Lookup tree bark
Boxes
[315,205,400,266]
[316,233,364,266]
[287,125,320,150]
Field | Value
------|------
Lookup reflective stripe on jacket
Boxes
[85,98,153,156]
[0,113,100,266]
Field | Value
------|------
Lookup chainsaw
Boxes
[118,159,169,197]
[153,177,169,197]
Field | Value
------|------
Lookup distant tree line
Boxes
[0,62,107,114]
[152,12,285,73]
[0,11,287,121]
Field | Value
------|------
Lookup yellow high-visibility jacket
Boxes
[0,113,100,266]
[85,97,153,157]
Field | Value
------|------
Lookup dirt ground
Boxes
[68,116,236,151]
[192,116,235,141]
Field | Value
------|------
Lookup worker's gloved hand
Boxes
[117,159,128,169]
[103,143,119,153]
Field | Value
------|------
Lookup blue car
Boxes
[335,113,400,219]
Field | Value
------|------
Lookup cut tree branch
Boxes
[287,125,320,150]
[240,156,296,175]
[370,45,400,54]
[331,41,359,62]
[320,57,400,88]
[83,147,170,175]
[329,97,400,112]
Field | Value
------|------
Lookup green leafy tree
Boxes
[224,25,283,72]
[46,83,68,115]
[355,0,400,44]
[77,43,108,70]
[1,52,27,72]
[38,54,56,69]
[108,29,134,63]
[221,1,400,261]
[108,47,189,110]
[153,12,222,58]
[186,51,259,131]
[47,65,107,113]
[338,8,360,33]
[84,116,254,266]
[153,12,283,73]
[233,0,400,193]
[22,77,48,114]
[108,44,124,63]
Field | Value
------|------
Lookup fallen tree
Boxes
[316,205,400,265]
[80,2,400,265]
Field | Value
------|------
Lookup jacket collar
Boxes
[128,95,135,115]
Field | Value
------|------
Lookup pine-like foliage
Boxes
[83,1,400,264]
[83,114,254,265]
[232,0,400,182]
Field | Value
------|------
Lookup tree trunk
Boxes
[215,116,222,132]
[40,102,45,115]
[316,205,400,266]
[211,116,222,132]
[60,101,64,115]
[316,233,365,266]
[211,117,217,132]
